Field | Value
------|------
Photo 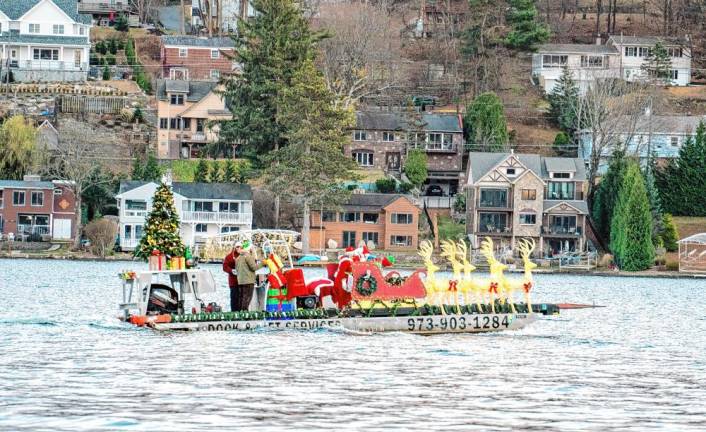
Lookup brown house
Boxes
[346,110,465,196]
[161,36,236,81]
[0,176,77,241]
[309,193,421,252]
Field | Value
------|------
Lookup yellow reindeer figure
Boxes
[418,241,446,313]
[440,240,462,314]
[504,238,538,314]
[455,240,482,311]
[478,238,508,313]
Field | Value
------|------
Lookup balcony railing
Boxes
[17,225,50,236]
[120,238,140,249]
[542,226,582,236]
[478,200,510,209]
[124,209,148,218]
[78,2,132,13]
[12,61,89,72]
[478,225,513,235]
[177,132,208,143]
[182,211,252,224]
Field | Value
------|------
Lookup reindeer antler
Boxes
[418,240,433,260]
[456,240,468,261]
[440,240,457,260]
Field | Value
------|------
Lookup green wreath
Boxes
[356,273,378,296]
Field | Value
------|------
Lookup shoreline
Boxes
[2,253,704,279]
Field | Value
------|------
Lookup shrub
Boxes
[375,178,396,193]
[662,213,679,252]
[654,255,666,266]
[96,41,107,55]
[84,218,118,257]
[108,38,118,54]
[453,193,466,213]
[105,54,116,66]
[437,216,465,241]
[404,149,428,187]
[102,65,110,80]
[89,53,99,66]
[666,260,679,271]
[115,14,129,32]
[399,182,414,193]
[133,106,144,122]
[598,253,614,268]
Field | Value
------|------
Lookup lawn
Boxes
[672,216,706,240]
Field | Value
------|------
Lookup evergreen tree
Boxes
[131,157,144,180]
[210,160,224,182]
[194,158,210,183]
[643,159,664,246]
[224,159,238,183]
[264,60,358,253]
[610,162,655,271]
[504,0,550,50]
[591,149,627,242]
[135,182,185,259]
[553,132,573,157]
[404,149,428,188]
[220,0,323,160]
[142,152,162,182]
[102,65,110,80]
[661,213,679,252]
[655,121,706,216]
[464,92,508,151]
[548,67,579,133]
[641,42,673,84]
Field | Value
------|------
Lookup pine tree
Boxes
[504,0,550,50]
[610,162,655,271]
[210,160,224,182]
[142,152,162,181]
[194,158,210,183]
[641,42,673,84]
[656,121,706,216]
[661,213,679,252]
[135,183,185,259]
[220,0,323,160]
[548,67,579,133]
[224,159,238,183]
[102,65,110,80]
[553,132,573,157]
[464,92,508,151]
[591,149,628,242]
[643,159,664,246]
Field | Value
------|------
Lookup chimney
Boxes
[23,174,41,182]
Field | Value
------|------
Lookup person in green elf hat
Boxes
[233,240,258,311]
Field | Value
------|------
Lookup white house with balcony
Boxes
[116,181,253,251]
[0,0,92,82]
[533,36,691,94]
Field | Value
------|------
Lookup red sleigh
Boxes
[350,262,426,301]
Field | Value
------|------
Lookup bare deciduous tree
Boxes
[85,218,118,257]
[132,0,158,24]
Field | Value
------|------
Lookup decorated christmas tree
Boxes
[135,182,185,260]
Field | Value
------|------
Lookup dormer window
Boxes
[506,168,516,176]
[170,94,184,105]
[551,172,571,179]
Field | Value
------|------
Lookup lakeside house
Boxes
[347,110,465,197]
[116,181,253,251]
[0,175,77,241]
[0,0,92,82]
[308,193,420,252]
[160,35,236,81]
[465,152,589,256]
[532,35,691,94]
[155,79,232,159]
[577,114,706,171]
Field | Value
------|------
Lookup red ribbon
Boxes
[489,282,499,294]
[448,280,458,292]
[523,281,532,293]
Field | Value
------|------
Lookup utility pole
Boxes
[180,0,186,34]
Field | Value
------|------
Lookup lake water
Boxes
[1,259,705,431]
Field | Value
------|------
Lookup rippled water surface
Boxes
[1,259,705,431]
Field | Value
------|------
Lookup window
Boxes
[33,49,59,60]
[382,131,395,142]
[670,70,679,80]
[210,69,220,80]
[551,172,571,179]
[391,213,413,224]
[31,191,44,206]
[521,189,536,200]
[169,118,181,129]
[638,47,650,57]
[549,215,577,232]
[0,191,3,208]
[580,55,605,68]
[671,136,679,147]
[390,235,412,247]
[353,130,367,141]
[362,232,379,246]
[542,55,567,68]
[353,151,374,167]
[182,118,191,130]
[479,189,508,208]
[506,168,516,176]
[194,201,213,212]
[219,202,239,212]
[211,49,220,59]
[341,212,360,223]
[322,211,336,222]
[221,226,240,233]
[625,46,638,57]
[362,213,379,224]
[159,118,168,129]
[196,119,205,133]
[53,188,62,196]
[13,191,25,206]
[179,48,188,57]
[667,47,683,57]
[126,200,147,210]
[29,23,40,33]
[547,182,575,200]
[342,231,356,248]
[427,133,443,149]
[519,213,537,225]
[442,133,453,149]
[170,94,184,105]
[53,24,64,34]
[408,132,426,147]
[79,26,85,35]
[195,223,208,233]
[124,225,132,240]
[479,213,508,232]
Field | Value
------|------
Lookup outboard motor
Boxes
[147,284,179,314]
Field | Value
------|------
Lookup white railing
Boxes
[181,211,253,224]
[120,238,140,249]
[17,225,50,236]
[422,196,454,209]
[124,210,148,218]
[19,61,89,71]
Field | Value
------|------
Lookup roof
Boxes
[679,233,706,244]
[161,35,235,48]
[578,115,706,135]
[0,32,89,46]
[355,111,462,133]
[0,0,91,24]
[608,35,687,46]
[156,80,218,102]
[536,43,618,55]
[340,193,417,211]
[118,181,252,201]
[467,152,587,184]
[543,200,589,214]
[0,179,54,189]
